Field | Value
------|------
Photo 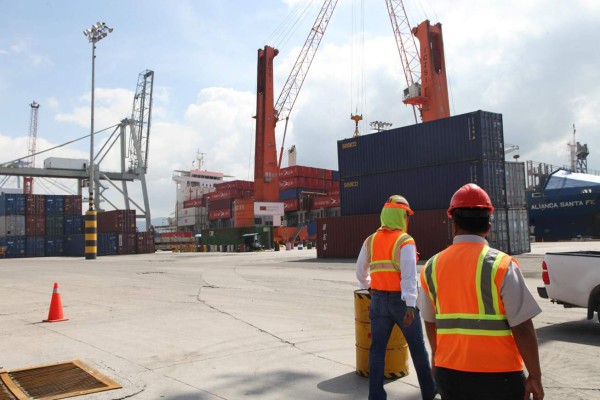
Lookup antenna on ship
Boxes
[196,150,205,171]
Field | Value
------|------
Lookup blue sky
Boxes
[1,0,599,220]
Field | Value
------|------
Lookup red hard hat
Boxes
[447,183,494,218]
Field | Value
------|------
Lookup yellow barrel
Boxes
[354,289,409,379]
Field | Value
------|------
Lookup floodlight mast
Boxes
[83,21,112,260]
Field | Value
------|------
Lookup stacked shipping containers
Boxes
[321,110,530,259]
[0,192,154,257]
[206,180,254,228]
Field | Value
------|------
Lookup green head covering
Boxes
[380,195,413,231]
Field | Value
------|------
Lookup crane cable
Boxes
[350,0,366,135]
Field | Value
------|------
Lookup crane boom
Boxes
[23,101,40,195]
[255,0,338,202]
[275,0,338,170]
[385,1,450,123]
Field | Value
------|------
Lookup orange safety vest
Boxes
[367,229,415,291]
[421,242,524,372]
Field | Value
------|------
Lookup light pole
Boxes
[83,22,112,260]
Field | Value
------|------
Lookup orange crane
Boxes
[253,0,338,202]
[23,101,40,195]
[385,0,450,123]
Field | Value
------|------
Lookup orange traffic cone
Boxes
[43,282,69,322]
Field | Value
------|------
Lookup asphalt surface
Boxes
[1,240,599,400]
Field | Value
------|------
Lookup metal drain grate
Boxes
[0,360,120,400]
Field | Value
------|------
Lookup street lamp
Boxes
[83,21,112,260]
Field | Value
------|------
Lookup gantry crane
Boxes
[23,101,40,195]
[254,0,338,202]
[385,0,450,123]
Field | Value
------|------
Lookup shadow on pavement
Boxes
[537,318,600,347]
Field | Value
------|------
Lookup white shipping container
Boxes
[44,157,88,170]
[0,215,26,237]
[177,216,196,227]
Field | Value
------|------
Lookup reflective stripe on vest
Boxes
[424,246,511,336]
[368,230,414,291]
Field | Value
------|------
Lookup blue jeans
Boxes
[369,290,436,400]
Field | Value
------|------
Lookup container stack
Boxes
[206,180,254,229]
[97,210,137,255]
[0,193,26,258]
[279,166,339,236]
[321,110,530,259]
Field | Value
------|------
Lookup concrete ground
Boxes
[1,241,599,400]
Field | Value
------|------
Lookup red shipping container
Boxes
[312,195,340,209]
[207,198,232,211]
[283,199,299,212]
[64,195,83,215]
[316,209,451,260]
[25,214,45,236]
[208,208,231,220]
[214,180,254,191]
[206,189,254,201]
[117,233,137,255]
[233,198,254,228]
[25,194,46,215]
[327,188,340,196]
[97,210,136,233]
[183,198,205,208]
[160,231,192,238]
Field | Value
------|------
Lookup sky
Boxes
[1,0,599,222]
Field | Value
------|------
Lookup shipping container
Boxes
[279,165,335,180]
[337,110,504,179]
[316,209,452,260]
[43,157,87,170]
[340,159,506,216]
[97,210,136,233]
[0,236,26,258]
[25,194,45,215]
[136,232,156,254]
[45,214,64,236]
[205,189,253,201]
[44,236,64,257]
[98,232,118,256]
[0,193,26,215]
[207,198,233,211]
[45,195,64,215]
[312,195,340,209]
[279,188,304,201]
[117,233,137,255]
[64,234,85,257]
[507,207,531,255]
[0,215,26,237]
[283,199,299,212]
[64,195,83,215]
[64,215,84,235]
[233,198,254,228]
[208,208,232,220]
[278,177,332,191]
[214,180,254,191]
[201,226,272,249]
[25,215,45,236]
[183,198,206,208]
[505,161,527,207]
[26,236,45,257]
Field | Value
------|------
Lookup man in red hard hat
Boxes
[419,183,544,400]
[356,195,437,400]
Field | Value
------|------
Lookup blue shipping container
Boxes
[45,195,65,215]
[337,110,504,179]
[45,236,64,256]
[64,234,85,257]
[26,236,45,257]
[64,215,84,235]
[0,194,26,215]
[0,236,26,258]
[279,188,303,201]
[340,159,506,216]
[98,232,118,256]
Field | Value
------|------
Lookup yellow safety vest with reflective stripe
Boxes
[367,229,414,292]
[421,242,524,372]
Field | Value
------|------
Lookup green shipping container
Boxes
[200,226,273,249]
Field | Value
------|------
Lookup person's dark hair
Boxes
[451,208,490,233]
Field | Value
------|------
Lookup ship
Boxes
[527,169,600,241]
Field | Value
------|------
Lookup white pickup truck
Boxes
[537,251,600,323]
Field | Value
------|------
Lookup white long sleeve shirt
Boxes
[355,239,419,308]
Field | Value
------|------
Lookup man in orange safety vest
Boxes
[356,195,436,400]
[419,183,544,400]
